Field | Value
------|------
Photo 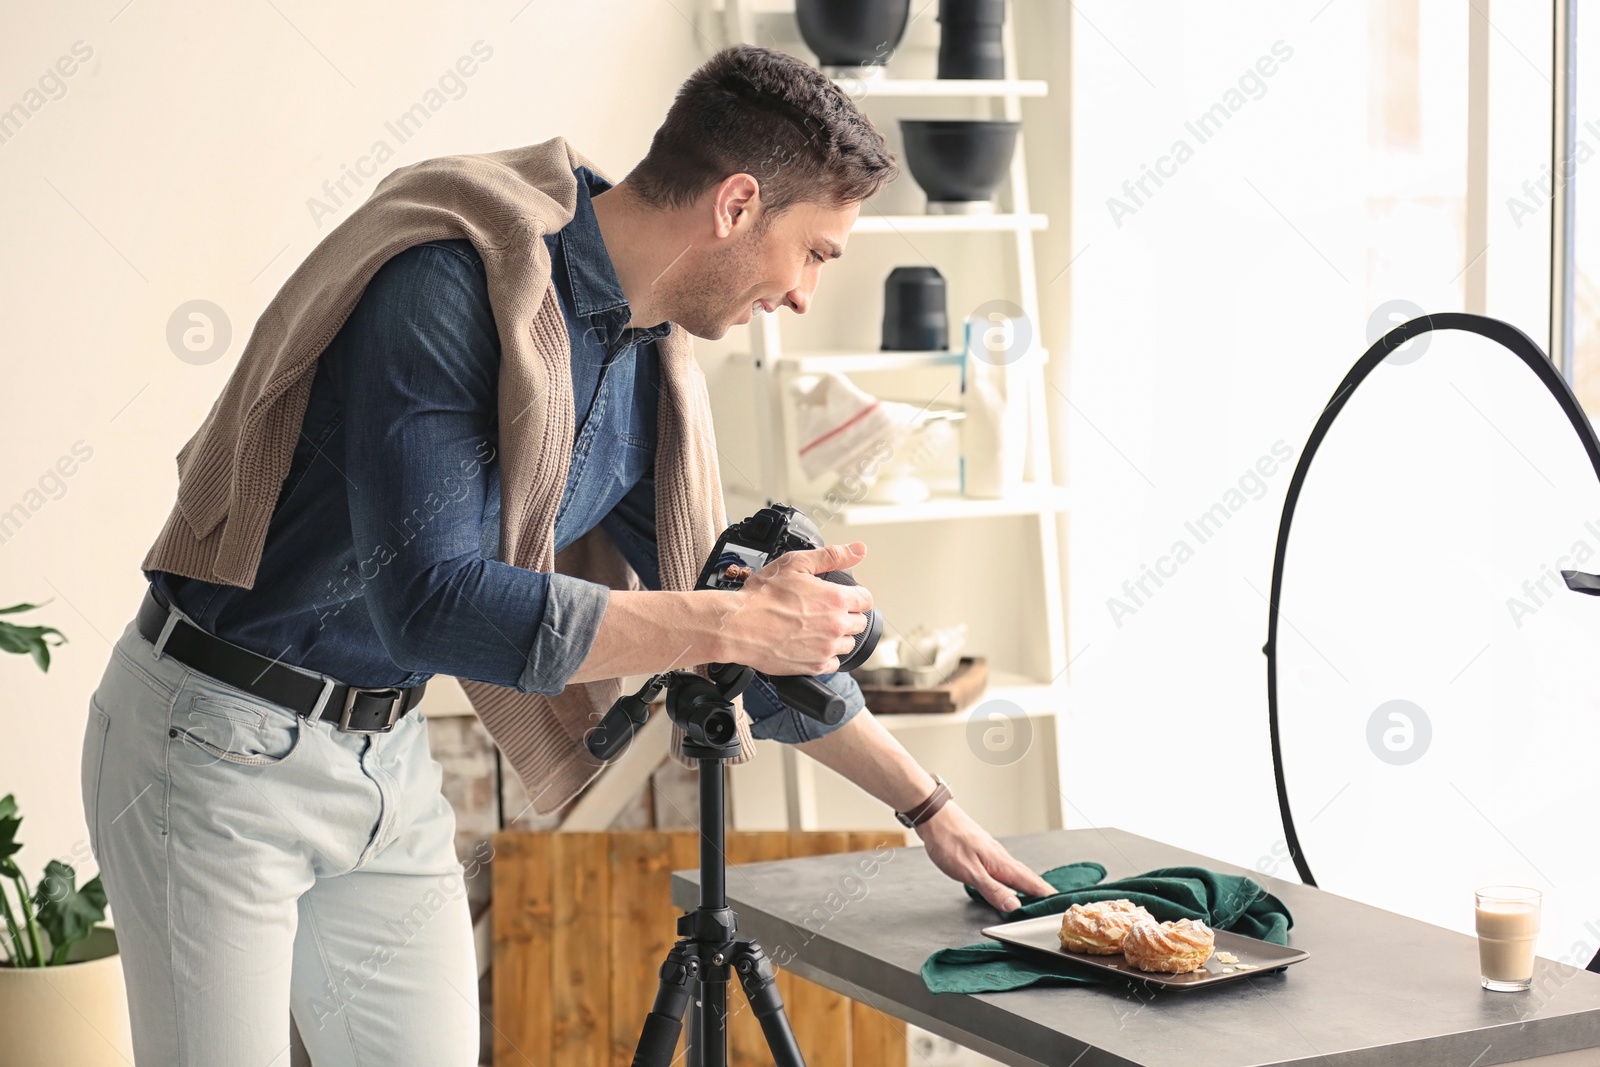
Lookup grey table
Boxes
[671,827,1600,1067]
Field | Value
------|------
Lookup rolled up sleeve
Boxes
[516,573,610,695]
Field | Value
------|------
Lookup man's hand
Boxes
[795,712,1056,914]
[914,802,1056,913]
[568,541,873,685]
[716,542,874,677]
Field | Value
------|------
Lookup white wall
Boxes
[1062,0,1570,950]
[0,0,724,880]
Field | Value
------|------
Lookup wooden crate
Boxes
[493,830,908,1067]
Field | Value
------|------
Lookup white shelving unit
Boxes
[716,0,1067,836]
[851,211,1049,233]
[727,482,1069,526]
[830,76,1048,99]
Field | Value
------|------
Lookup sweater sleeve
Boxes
[331,239,608,694]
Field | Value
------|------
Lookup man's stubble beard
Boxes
[654,226,767,341]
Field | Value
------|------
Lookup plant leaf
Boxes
[0,602,46,616]
[0,622,65,672]
[0,794,21,864]
[34,862,106,965]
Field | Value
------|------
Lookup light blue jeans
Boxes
[81,619,480,1066]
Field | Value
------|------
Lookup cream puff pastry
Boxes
[1056,899,1156,955]
[1119,917,1215,974]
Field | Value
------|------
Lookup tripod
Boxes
[618,666,807,1067]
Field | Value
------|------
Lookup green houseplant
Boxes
[0,603,135,1064]
[0,793,107,967]
[0,601,98,967]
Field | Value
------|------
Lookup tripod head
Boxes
[668,664,754,760]
[585,663,756,762]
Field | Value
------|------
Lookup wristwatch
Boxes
[895,774,953,829]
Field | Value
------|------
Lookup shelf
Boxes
[852,213,1049,234]
[751,347,1051,375]
[729,484,1069,526]
[870,672,1067,733]
[830,77,1049,99]
[736,345,1050,374]
[747,349,967,374]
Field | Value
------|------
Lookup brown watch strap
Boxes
[896,774,952,828]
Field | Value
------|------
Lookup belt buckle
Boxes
[338,687,404,734]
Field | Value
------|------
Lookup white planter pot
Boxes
[0,926,134,1067]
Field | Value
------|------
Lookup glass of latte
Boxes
[1475,886,1541,992]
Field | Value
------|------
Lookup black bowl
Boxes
[899,120,1020,204]
[796,0,910,68]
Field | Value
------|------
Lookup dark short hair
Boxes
[626,44,898,224]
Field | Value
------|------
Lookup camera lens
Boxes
[816,569,884,671]
[838,607,884,672]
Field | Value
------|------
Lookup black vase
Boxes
[937,0,1007,79]
[797,0,911,69]
[882,266,949,351]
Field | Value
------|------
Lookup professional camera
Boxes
[585,504,883,762]
[697,503,883,686]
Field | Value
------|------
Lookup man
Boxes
[82,43,1054,1065]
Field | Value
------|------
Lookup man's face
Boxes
[662,191,860,340]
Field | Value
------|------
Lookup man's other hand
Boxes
[915,802,1056,913]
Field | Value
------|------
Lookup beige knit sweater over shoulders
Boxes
[143,137,748,814]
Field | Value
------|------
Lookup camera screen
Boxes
[701,542,769,590]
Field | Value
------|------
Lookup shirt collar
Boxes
[559,167,674,356]
[560,167,628,318]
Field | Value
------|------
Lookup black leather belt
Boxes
[137,586,426,734]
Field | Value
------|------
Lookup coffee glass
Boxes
[1475,886,1541,992]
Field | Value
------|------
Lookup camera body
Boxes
[586,504,885,762]
[699,504,883,720]
[698,505,825,590]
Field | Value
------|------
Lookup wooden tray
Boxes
[854,656,988,715]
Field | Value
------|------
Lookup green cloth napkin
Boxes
[921,862,1293,994]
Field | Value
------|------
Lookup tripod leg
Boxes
[632,942,699,1067]
[686,975,704,1067]
[700,969,728,1067]
[729,939,807,1067]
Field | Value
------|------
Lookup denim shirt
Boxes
[150,166,861,744]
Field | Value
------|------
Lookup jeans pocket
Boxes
[79,699,112,857]
[171,692,304,767]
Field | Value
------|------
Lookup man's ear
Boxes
[712,172,762,238]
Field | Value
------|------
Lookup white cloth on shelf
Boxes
[793,372,898,479]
